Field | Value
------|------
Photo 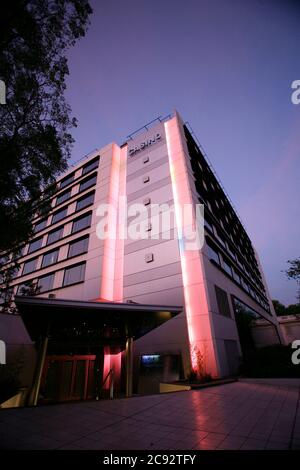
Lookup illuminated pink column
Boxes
[100,144,127,302]
[165,114,219,377]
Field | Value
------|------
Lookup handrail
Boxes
[101,368,114,400]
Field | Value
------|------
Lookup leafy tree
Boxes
[0,0,92,253]
[285,258,300,303]
[272,299,286,316]
[285,303,300,316]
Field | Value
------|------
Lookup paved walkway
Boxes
[0,382,299,450]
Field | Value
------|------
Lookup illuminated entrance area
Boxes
[15,296,181,405]
[41,355,98,402]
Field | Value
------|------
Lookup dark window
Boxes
[207,241,220,265]
[82,156,99,176]
[60,173,74,189]
[28,237,43,254]
[47,226,64,245]
[216,230,227,249]
[22,257,38,275]
[79,174,97,193]
[223,258,232,276]
[17,281,38,296]
[34,218,47,233]
[38,273,55,292]
[204,217,214,233]
[233,268,241,284]
[42,249,59,268]
[52,207,68,224]
[72,212,92,234]
[56,189,71,206]
[215,285,231,318]
[63,262,86,286]
[68,236,89,258]
[76,192,95,212]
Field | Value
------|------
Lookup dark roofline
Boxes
[14,295,183,314]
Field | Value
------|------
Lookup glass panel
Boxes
[28,237,43,254]
[72,213,91,234]
[73,360,86,399]
[63,263,86,286]
[68,236,89,258]
[82,157,99,176]
[43,360,60,401]
[52,207,67,224]
[223,258,232,276]
[60,173,74,189]
[42,249,59,267]
[38,273,54,292]
[22,258,38,275]
[87,360,96,398]
[34,218,47,233]
[56,189,71,206]
[76,192,95,211]
[79,174,97,193]
[47,227,63,245]
[60,361,73,400]
[208,244,220,265]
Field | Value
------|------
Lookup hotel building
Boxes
[0,111,282,404]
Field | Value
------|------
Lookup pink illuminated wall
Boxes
[100,144,127,386]
[164,114,219,377]
[100,144,127,302]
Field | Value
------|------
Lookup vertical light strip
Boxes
[100,144,127,301]
[165,116,218,375]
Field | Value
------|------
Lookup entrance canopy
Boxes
[15,296,182,351]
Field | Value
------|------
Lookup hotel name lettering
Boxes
[129,133,162,156]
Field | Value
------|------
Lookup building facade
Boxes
[1,111,283,401]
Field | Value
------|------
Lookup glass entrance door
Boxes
[41,355,99,403]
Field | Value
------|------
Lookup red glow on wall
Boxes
[100,144,127,302]
[165,114,218,376]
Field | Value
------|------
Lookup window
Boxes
[47,226,64,245]
[60,173,74,189]
[42,249,59,268]
[28,237,43,254]
[79,174,97,193]
[56,189,71,206]
[68,236,89,258]
[227,245,236,261]
[215,285,231,318]
[207,241,220,265]
[17,281,38,296]
[72,212,92,234]
[52,207,68,224]
[22,257,38,275]
[63,262,86,286]
[82,156,99,176]
[76,192,95,212]
[204,217,214,233]
[233,268,241,284]
[34,218,47,233]
[223,258,232,276]
[38,273,55,292]
[203,180,208,191]
[216,230,226,249]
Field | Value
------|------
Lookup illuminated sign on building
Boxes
[128,133,161,156]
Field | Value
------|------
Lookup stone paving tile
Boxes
[0,382,299,450]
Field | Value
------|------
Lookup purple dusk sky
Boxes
[65,0,300,305]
